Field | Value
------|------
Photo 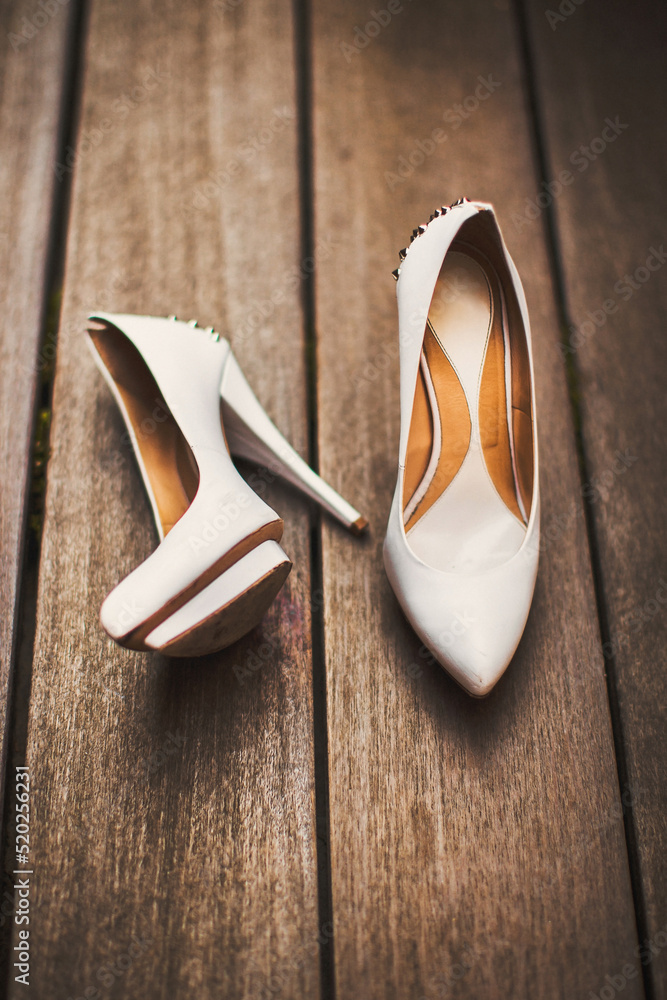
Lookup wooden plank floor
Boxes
[6,2,323,998]
[524,2,667,993]
[0,0,74,826]
[312,2,645,997]
[0,1,664,998]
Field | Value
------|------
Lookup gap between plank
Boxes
[0,0,90,990]
[512,2,655,998]
[292,1,337,998]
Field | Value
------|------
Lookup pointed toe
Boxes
[428,581,536,696]
[385,523,538,696]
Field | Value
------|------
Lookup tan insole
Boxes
[474,249,525,523]
[88,322,199,536]
[403,249,525,533]
[461,238,534,518]
[403,328,471,527]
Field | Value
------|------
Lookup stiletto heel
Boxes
[220,350,368,535]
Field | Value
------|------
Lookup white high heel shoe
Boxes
[87,313,367,657]
[383,199,540,696]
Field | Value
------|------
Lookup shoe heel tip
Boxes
[350,516,369,536]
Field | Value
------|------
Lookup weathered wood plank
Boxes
[312,2,642,996]
[0,0,73,816]
[10,1,324,997]
[525,0,667,992]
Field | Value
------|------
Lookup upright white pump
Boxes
[383,200,540,696]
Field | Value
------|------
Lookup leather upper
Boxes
[384,201,540,695]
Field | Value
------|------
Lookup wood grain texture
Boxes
[10,1,324,997]
[0,0,72,816]
[525,0,667,992]
[312,1,643,997]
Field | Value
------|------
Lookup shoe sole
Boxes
[142,541,292,657]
